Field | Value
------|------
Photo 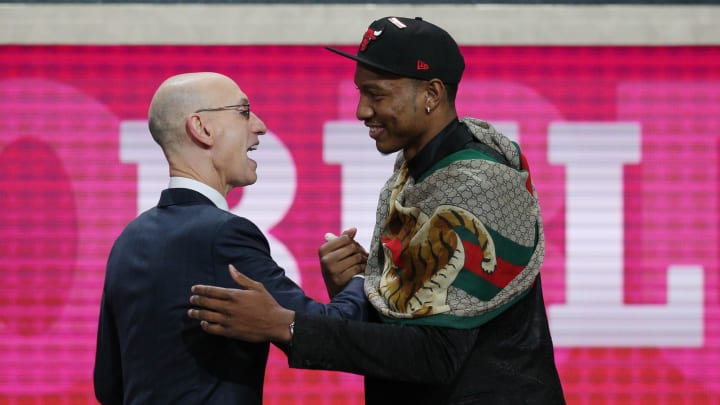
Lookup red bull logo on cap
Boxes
[359,28,383,52]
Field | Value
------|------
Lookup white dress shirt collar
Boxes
[168,177,229,212]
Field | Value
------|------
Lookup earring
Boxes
[426,106,431,113]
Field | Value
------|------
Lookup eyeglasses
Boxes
[195,104,251,119]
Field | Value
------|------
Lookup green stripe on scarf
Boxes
[417,149,501,183]
[486,222,538,267]
[454,269,501,301]
[455,220,537,267]
[379,284,533,328]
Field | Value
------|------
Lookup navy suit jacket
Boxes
[94,188,367,404]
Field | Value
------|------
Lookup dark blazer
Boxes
[288,276,565,405]
[94,188,367,405]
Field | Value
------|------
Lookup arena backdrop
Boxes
[1,4,719,405]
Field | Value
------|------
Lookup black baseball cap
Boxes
[326,16,465,85]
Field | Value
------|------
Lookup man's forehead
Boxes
[354,67,412,90]
[217,83,248,103]
[355,63,405,80]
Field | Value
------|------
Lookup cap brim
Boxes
[325,46,405,78]
[325,46,359,62]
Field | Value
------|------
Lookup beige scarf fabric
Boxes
[364,118,544,328]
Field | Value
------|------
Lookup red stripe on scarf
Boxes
[520,152,533,194]
[462,240,524,288]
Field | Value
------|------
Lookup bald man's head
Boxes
[147,72,235,152]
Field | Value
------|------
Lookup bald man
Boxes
[93,72,367,405]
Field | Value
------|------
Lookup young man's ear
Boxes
[424,79,445,111]
[186,113,214,147]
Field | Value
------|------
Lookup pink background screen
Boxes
[1,45,719,404]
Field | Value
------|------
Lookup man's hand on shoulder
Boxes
[188,264,295,344]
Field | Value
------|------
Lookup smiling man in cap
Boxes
[188,17,566,404]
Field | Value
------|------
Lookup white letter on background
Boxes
[548,122,703,347]
[323,121,396,250]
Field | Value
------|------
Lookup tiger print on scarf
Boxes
[378,165,497,316]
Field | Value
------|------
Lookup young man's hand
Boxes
[188,265,295,343]
[319,227,368,298]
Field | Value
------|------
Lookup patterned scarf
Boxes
[364,117,544,328]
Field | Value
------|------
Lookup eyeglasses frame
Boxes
[194,104,251,119]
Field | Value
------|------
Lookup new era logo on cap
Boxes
[326,16,465,84]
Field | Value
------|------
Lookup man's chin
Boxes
[375,143,400,156]
[234,176,257,188]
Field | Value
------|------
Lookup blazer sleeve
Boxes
[214,216,367,321]
[93,289,124,405]
[287,311,479,384]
